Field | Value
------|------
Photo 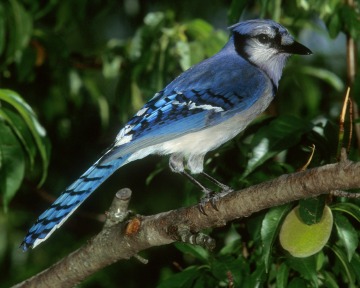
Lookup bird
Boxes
[21,19,312,251]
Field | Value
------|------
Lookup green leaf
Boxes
[0,89,49,185]
[144,11,165,28]
[332,202,360,223]
[259,0,270,18]
[329,244,356,287]
[102,53,122,79]
[341,5,360,39]
[333,212,358,261]
[6,0,33,64]
[192,272,216,288]
[350,253,360,283]
[322,271,340,288]
[0,121,25,210]
[202,30,227,57]
[326,12,342,38]
[299,196,326,225]
[288,277,307,288]
[174,243,209,263]
[176,41,191,71]
[211,256,243,286]
[0,3,5,56]
[219,225,242,255]
[316,251,326,271]
[157,266,202,288]
[286,255,318,287]
[276,263,289,288]
[83,76,110,129]
[185,19,213,40]
[261,204,292,271]
[300,66,344,92]
[145,164,165,186]
[0,107,36,169]
[248,262,267,288]
[243,115,313,177]
[228,0,248,24]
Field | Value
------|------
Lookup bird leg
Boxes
[200,171,233,193]
[179,170,218,214]
[179,170,212,195]
[169,154,218,214]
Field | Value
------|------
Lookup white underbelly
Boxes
[160,86,273,156]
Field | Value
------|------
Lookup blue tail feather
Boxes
[21,155,130,251]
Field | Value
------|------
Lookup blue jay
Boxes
[21,19,312,251]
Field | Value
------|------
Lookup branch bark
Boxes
[12,155,360,288]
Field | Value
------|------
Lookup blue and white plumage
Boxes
[21,19,312,251]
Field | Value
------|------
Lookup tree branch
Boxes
[12,155,360,288]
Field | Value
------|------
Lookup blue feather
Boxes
[21,156,130,250]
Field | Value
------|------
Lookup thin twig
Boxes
[330,190,360,199]
[104,188,132,228]
[338,87,351,157]
[348,97,354,153]
[299,144,315,171]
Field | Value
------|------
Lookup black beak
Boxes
[283,40,312,55]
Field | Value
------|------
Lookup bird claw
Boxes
[198,189,219,215]
[198,202,207,215]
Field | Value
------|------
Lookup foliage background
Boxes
[0,0,359,287]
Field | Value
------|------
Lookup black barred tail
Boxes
[21,155,130,251]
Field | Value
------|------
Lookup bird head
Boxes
[229,19,312,86]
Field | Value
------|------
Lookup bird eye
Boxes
[256,34,270,44]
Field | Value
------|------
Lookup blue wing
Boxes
[102,50,270,162]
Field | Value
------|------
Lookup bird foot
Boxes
[198,189,220,215]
